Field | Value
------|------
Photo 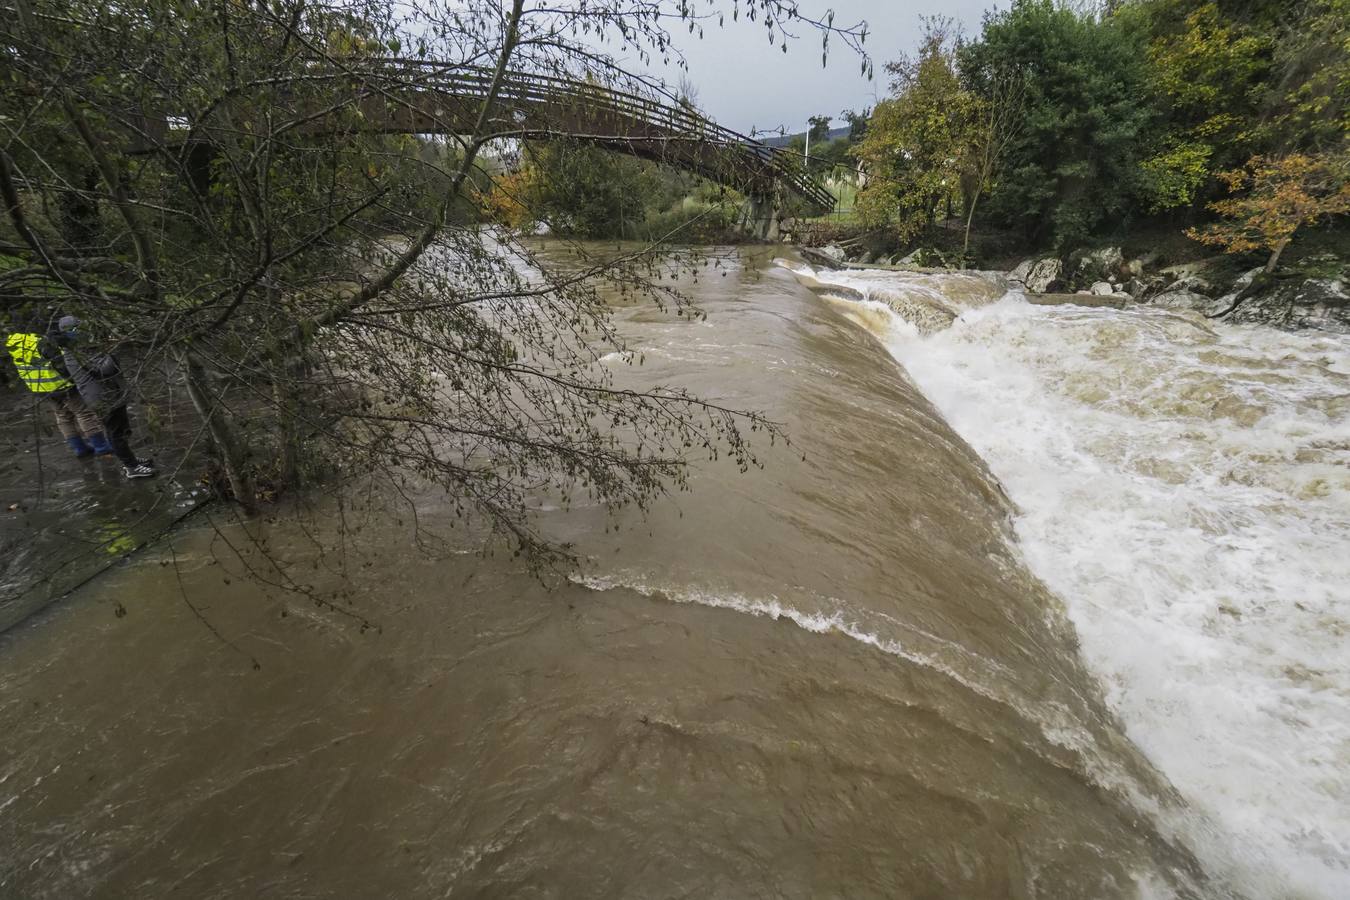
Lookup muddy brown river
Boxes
[3,244,1345,898]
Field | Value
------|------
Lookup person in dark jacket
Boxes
[5,317,112,457]
[55,316,156,479]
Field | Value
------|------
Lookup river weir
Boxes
[1,245,1345,898]
[780,258,1350,899]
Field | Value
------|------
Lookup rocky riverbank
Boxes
[804,242,1350,333]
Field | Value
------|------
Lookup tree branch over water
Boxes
[0,0,860,592]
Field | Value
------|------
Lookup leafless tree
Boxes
[961,67,1026,260]
[0,0,866,584]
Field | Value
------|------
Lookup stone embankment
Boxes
[1006,247,1349,332]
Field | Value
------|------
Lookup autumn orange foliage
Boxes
[475,170,534,229]
[1187,153,1350,273]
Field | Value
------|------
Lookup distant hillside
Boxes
[760,125,850,148]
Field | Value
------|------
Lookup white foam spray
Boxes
[791,264,1349,898]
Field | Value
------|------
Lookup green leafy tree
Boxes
[1125,1,1272,211]
[841,108,870,142]
[811,136,854,174]
[959,0,1152,248]
[1268,0,1350,149]
[519,142,651,239]
[807,114,833,145]
[854,19,977,241]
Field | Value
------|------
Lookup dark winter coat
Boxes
[61,348,129,414]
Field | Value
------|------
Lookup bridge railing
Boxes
[350,59,834,211]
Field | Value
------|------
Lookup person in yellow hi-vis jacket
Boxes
[5,318,114,458]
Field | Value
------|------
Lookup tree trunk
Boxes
[273,373,300,493]
[963,186,982,263]
[181,350,257,513]
[1264,236,1291,274]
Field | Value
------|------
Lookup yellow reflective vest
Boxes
[5,332,72,393]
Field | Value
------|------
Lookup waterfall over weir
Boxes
[781,258,1350,899]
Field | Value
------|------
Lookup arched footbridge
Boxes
[142,60,835,238]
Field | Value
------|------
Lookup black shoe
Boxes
[124,461,157,479]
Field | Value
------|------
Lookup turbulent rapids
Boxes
[1,245,1346,899]
[781,258,1350,899]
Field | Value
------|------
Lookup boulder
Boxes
[1226,277,1350,332]
[1123,259,1144,278]
[1125,274,1168,301]
[896,248,947,268]
[1152,288,1224,316]
[1159,259,1222,295]
[1089,281,1115,296]
[1023,257,1064,293]
[1008,258,1035,283]
[819,244,846,263]
[1073,246,1125,285]
[1159,274,1214,297]
[1230,266,1263,294]
[1204,267,1263,316]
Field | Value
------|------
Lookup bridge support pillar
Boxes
[744,191,781,242]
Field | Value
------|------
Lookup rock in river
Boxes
[1151,288,1225,317]
[1228,276,1350,332]
[1023,257,1064,293]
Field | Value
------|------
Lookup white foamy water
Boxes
[789,263,1350,899]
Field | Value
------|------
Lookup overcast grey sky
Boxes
[644,0,1005,136]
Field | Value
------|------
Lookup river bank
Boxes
[797,238,1350,335]
[0,391,212,631]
